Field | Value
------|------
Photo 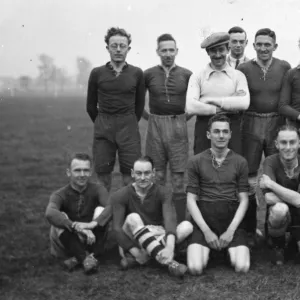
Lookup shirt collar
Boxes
[68,182,89,194]
[228,54,246,63]
[159,64,177,73]
[106,61,128,72]
[204,62,234,80]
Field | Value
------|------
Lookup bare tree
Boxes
[76,57,92,90]
[38,54,56,92]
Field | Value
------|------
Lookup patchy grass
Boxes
[1,95,300,300]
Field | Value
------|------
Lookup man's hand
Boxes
[203,230,220,250]
[81,229,96,245]
[259,174,273,190]
[73,221,97,232]
[219,229,234,249]
[156,246,174,265]
[202,98,221,107]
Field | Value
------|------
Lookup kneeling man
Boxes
[112,156,193,277]
[45,153,112,274]
[187,115,250,275]
[259,125,300,265]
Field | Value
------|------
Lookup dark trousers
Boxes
[59,225,109,262]
[194,113,242,155]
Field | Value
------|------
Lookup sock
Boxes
[134,227,164,259]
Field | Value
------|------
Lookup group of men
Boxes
[45,25,300,277]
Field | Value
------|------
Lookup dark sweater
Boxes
[278,66,300,121]
[86,62,145,122]
[144,65,192,115]
[112,184,177,251]
[238,58,291,113]
[45,182,112,231]
[186,149,249,202]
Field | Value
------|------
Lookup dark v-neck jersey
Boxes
[238,58,291,113]
[186,149,249,202]
[111,183,177,251]
[86,62,145,122]
[262,153,300,194]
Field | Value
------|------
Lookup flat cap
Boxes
[201,32,230,49]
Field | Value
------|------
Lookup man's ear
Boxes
[273,43,278,51]
[152,168,156,176]
[206,131,211,140]
[275,140,279,150]
[131,169,134,178]
[127,46,131,53]
[66,168,71,177]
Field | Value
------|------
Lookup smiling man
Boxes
[186,32,249,156]
[186,115,250,275]
[111,156,193,277]
[227,26,249,68]
[259,125,300,265]
[142,33,192,223]
[238,28,291,242]
[86,27,145,192]
[45,153,112,274]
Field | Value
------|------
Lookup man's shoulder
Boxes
[50,184,70,199]
[263,153,280,167]
[111,185,132,201]
[273,57,291,70]
[230,151,248,165]
[127,64,143,74]
[175,65,193,76]
[237,60,253,72]
[188,150,210,164]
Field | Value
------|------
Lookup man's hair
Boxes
[157,33,176,47]
[207,114,231,130]
[255,28,276,43]
[68,152,92,167]
[228,26,247,39]
[133,156,154,169]
[275,124,300,139]
[104,27,132,45]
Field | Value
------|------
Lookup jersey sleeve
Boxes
[186,157,200,195]
[262,156,277,194]
[237,158,249,193]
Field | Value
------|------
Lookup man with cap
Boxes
[142,33,192,223]
[238,28,291,242]
[186,32,250,155]
[227,26,250,69]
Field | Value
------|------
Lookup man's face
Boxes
[67,159,91,189]
[229,32,248,57]
[157,40,178,68]
[253,35,277,62]
[207,44,229,69]
[106,35,130,63]
[131,161,155,189]
[207,121,231,149]
[275,130,300,161]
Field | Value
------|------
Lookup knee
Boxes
[269,203,289,224]
[155,172,166,185]
[178,221,193,236]
[234,259,250,273]
[125,213,143,231]
[188,262,204,276]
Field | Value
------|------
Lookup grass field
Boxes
[1,95,300,300]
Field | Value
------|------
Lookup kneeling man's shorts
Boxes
[189,200,248,248]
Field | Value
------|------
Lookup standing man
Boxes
[238,28,291,239]
[227,26,250,68]
[112,156,193,277]
[259,125,300,265]
[45,153,112,274]
[143,33,192,222]
[186,32,250,155]
[87,27,145,191]
[187,115,250,275]
[279,40,300,129]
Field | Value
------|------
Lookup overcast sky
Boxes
[1,0,300,78]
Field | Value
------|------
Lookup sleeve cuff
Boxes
[186,186,199,194]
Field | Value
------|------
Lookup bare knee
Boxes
[177,221,193,243]
[229,246,250,273]
[155,171,166,186]
[171,172,184,193]
[125,213,144,232]
[187,244,209,276]
[97,173,112,191]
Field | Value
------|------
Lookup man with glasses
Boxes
[86,27,145,191]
